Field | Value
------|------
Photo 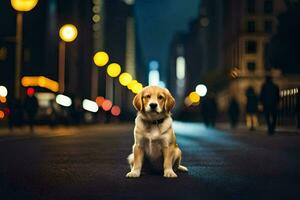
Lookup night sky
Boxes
[134,0,200,79]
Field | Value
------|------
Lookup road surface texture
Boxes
[0,122,300,200]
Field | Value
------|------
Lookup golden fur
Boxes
[126,86,188,178]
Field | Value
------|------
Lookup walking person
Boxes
[24,92,39,133]
[260,76,280,135]
[245,87,259,131]
[228,97,240,129]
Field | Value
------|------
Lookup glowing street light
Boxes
[119,72,132,86]
[127,80,137,90]
[107,63,121,77]
[189,91,200,103]
[58,24,78,93]
[195,84,207,97]
[82,99,98,113]
[11,0,39,98]
[93,51,109,67]
[11,0,38,11]
[0,86,8,97]
[131,82,143,94]
[56,94,72,107]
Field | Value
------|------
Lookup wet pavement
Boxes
[0,122,300,199]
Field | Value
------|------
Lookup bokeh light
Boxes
[0,110,4,119]
[96,96,105,107]
[59,24,78,42]
[11,0,38,12]
[111,105,121,116]
[107,63,121,77]
[188,91,200,103]
[26,87,35,96]
[0,86,8,97]
[93,51,109,67]
[119,72,132,86]
[82,99,98,113]
[184,96,193,107]
[56,94,72,107]
[131,83,143,94]
[127,80,137,90]
[195,84,207,97]
[0,96,6,103]
[102,99,112,111]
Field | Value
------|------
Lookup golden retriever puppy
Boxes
[126,86,188,178]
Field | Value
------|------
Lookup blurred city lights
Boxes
[11,0,38,12]
[127,80,137,90]
[107,63,121,77]
[21,76,59,92]
[82,99,99,113]
[93,51,109,67]
[176,56,186,80]
[0,86,8,97]
[149,60,159,70]
[92,14,101,23]
[0,110,4,119]
[111,105,121,116]
[189,91,200,103]
[59,24,78,42]
[0,96,7,103]
[131,82,143,94]
[95,96,105,107]
[102,99,113,111]
[148,70,160,86]
[184,96,193,107]
[56,94,72,107]
[119,72,132,86]
[26,87,35,96]
[196,84,207,97]
[3,108,10,116]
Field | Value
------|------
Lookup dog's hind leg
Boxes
[174,148,188,172]
[127,153,134,170]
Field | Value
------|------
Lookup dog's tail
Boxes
[127,153,134,169]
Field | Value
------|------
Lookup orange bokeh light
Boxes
[102,99,112,111]
[96,96,105,107]
[111,105,121,116]
[0,110,4,119]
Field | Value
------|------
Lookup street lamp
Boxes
[10,0,39,99]
[58,24,78,93]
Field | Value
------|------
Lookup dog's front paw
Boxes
[164,169,177,178]
[126,170,140,178]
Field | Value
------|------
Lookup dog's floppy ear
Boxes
[164,89,175,112]
[133,91,143,111]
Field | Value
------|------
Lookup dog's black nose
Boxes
[149,103,157,109]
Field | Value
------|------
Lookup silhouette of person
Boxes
[260,75,280,135]
[201,93,218,127]
[245,87,259,131]
[7,98,24,130]
[24,93,39,132]
[228,97,240,129]
[296,87,300,129]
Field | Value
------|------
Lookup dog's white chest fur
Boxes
[135,116,172,160]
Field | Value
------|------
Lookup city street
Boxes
[0,122,300,199]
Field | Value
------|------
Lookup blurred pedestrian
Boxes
[7,98,24,130]
[24,93,39,132]
[260,75,280,135]
[245,87,259,131]
[201,93,218,127]
[296,87,300,129]
[228,97,240,129]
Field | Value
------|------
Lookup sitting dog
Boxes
[126,86,188,178]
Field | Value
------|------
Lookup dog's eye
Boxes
[158,95,164,100]
[144,95,151,99]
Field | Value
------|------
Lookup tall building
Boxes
[221,0,287,109]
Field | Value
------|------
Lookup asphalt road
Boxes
[0,122,300,200]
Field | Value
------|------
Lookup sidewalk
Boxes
[216,122,300,134]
